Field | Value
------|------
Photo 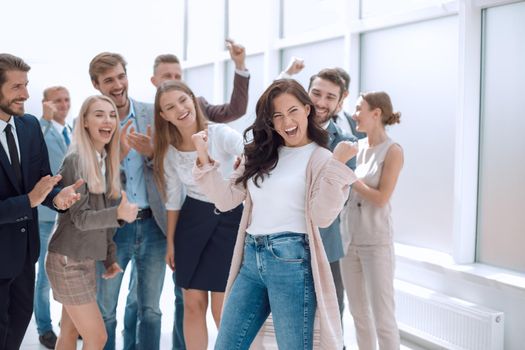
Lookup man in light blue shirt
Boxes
[35,86,72,349]
[90,52,167,350]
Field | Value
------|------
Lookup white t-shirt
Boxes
[247,142,318,236]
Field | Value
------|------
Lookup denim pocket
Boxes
[269,235,308,262]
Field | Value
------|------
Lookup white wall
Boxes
[1,0,184,122]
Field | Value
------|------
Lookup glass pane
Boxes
[281,38,345,89]
[224,54,265,134]
[228,0,268,52]
[187,0,224,60]
[282,0,345,38]
[477,2,525,272]
[361,0,444,19]
[184,64,215,107]
[360,16,458,254]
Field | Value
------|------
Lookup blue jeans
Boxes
[96,217,166,350]
[123,264,186,349]
[215,232,316,350]
[34,221,54,335]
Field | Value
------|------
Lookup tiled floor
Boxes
[21,264,419,349]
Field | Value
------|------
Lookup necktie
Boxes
[62,127,71,146]
[4,124,23,188]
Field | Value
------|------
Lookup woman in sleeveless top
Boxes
[340,91,404,350]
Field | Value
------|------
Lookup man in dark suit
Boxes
[0,53,82,350]
[308,68,357,350]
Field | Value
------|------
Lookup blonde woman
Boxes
[340,91,404,350]
[46,95,138,350]
[153,80,244,349]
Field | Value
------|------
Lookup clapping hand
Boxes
[51,178,85,210]
[128,125,154,159]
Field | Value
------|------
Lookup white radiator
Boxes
[395,280,504,350]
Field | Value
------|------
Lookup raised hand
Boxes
[102,262,123,279]
[28,175,63,208]
[117,191,138,223]
[53,178,84,210]
[42,100,57,121]
[226,39,246,71]
[191,130,208,153]
[128,124,154,159]
[192,130,211,166]
[332,141,358,164]
[284,57,305,76]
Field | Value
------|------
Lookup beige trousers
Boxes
[340,244,400,350]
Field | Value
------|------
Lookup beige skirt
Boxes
[45,252,97,305]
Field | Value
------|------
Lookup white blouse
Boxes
[164,123,244,210]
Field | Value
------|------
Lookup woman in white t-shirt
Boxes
[152,80,244,349]
[192,79,358,349]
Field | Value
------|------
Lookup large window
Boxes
[477,1,525,273]
[228,0,268,52]
[187,0,224,60]
[184,64,215,106]
[225,54,265,134]
[282,0,345,38]
[360,16,459,254]
[281,38,345,89]
[360,0,445,18]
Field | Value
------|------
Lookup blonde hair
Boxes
[69,95,121,198]
[153,80,207,200]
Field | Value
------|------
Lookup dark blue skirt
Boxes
[174,196,242,292]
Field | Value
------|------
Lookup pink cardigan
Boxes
[193,145,357,349]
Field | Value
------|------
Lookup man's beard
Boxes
[315,110,336,125]
[0,97,25,117]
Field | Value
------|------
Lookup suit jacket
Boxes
[197,72,249,123]
[0,115,60,278]
[38,118,70,222]
[318,121,357,262]
[129,99,167,234]
[47,153,121,267]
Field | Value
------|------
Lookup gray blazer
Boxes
[47,153,122,267]
[128,99,167,235]
[38,118,70,222]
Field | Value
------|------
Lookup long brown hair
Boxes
[236,79,328,187]
[153,80,207,199]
